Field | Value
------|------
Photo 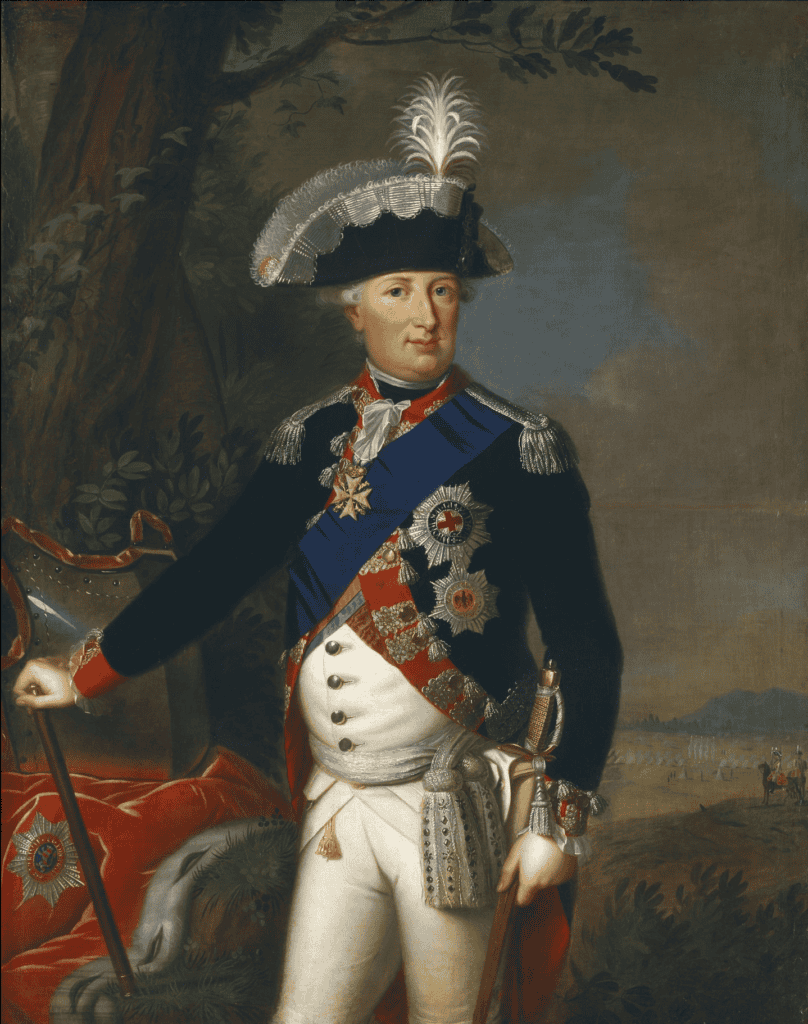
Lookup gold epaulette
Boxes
[465,383,575,474]
[264,386,354,466]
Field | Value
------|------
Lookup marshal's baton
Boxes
[26,685,137,998]
[473,660,562,1024]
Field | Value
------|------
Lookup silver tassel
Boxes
[397,527,416,550]
[461,753,506,889]
[305,510,324,531]
[518,424,572,475]
[398,560,419,585]
[556,779,575,801]
[415,614,438,639]
[318,463,339,488]
[428,638,450,662]
[528,756,554,837]
[589,792,608,815]
[329,431,351,457]
[421,732,488,909]
[265,419,305,466]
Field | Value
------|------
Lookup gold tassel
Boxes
[315,816,342,860]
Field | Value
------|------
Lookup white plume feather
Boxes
[390,73,483,179]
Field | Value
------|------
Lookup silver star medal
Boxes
[410,483,492,570]
[8,812,84,907]
[432,567,500,636]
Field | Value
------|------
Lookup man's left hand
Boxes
[497,833,577,906]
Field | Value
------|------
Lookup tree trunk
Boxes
[3,2,237,528]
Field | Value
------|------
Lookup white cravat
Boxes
[352,398,411,464]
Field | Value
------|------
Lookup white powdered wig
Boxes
[391,73,483,180]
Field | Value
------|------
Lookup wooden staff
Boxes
[473,661,561,1024]
[27,689,137,998]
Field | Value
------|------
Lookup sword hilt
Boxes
[524,659,563,755]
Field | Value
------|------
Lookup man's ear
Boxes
[344,304,363,331]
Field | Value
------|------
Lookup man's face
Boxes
[344,271,461,382]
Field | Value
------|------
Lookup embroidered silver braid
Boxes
[264,386,353,465]
[465,383,575,474]
[421,731,494,909]
[460,752,506,890]
[483,674,538,742]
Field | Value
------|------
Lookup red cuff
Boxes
[73,647,127,698]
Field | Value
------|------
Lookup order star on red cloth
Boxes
[1,748,290,1024]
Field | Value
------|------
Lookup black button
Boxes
[338,738,353,752]
[331,711,346,724]
[327,675,343,689]
[325,640,340,655]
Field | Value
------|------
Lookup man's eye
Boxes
[388,287,404,297]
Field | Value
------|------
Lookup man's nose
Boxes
[411,292,437,330]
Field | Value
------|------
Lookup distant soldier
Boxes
[768,747,785,786]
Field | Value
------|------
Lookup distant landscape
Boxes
[543,710,807,1024]
[619,686,808,735]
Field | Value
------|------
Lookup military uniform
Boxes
[66,74,622,1024]
[70,362,620,1021]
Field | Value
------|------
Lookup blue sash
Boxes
[287,390,513,636]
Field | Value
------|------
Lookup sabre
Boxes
[25,683,137,999]
[473,660,563,1024]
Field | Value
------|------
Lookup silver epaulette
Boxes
[264,386,354,465]
[465,383,575,474]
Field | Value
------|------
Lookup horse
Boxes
[758,762,804,805]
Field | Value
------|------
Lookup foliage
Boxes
[1,113,35,283]
[335,2,657,94]
[563,868,808,1024]
[56,414,261,555]
[1,124,192,414]
[181,105,282,325]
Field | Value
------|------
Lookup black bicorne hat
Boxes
[251,74,512,288]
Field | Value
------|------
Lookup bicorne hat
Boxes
[250,74,513,288]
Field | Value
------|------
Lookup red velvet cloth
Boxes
[1,749,289,1024]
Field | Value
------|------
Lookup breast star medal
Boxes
[410,483,492,570]
[8,812,84,907]
[332,463,372,520]
[431,567,500,636]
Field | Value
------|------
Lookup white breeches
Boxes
[271,786,503,1024]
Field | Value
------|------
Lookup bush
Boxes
[563,866,807,1024]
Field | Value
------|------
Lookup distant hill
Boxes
[625,687,808,734]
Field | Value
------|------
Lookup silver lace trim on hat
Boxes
[251,160,467,287]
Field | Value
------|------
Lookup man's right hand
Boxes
[14,658,75,710]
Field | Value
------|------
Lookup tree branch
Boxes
[210,1,423,107]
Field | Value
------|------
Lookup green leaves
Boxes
[507,5,533,47]
[115,166,151,189]
[160,126,192,146]
[565,866,807,1024]
[493,8,657,94]
[112,192,147,215]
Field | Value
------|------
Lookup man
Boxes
[16,74,621,1023]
